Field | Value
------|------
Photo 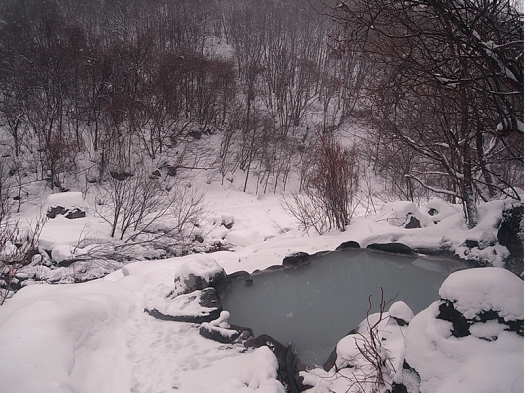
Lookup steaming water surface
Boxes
[221,249,468,367]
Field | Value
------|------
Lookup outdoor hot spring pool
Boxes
[220,249,469,367]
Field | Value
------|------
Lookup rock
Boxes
[404,215,421,229]
[47,205,86,219]
[335,240,361,251]
[389,301,414,326]
[322,348,338,372]
[436,300,470,337]
[145,287,222,324]
[497,203,524,275]
[65,207,86,219]
[283,252,311,268]
[464,239,479,249]
[391,382,409,393]
[366,242,415,255]
[221,216,234,229]
[245,335,305,393]
[424,198,459,224]
[228,270,250,281]
[395,267,524,393]
[46,206,67,219]
[173,257,231,297]
[199,311,254,344]
[393,361,420,393]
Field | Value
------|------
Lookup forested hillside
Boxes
[0,0,522,232]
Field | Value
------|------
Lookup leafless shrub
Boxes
[325,288,397,393]
[351,289,396,391]
[281,191,330,235]
[95,167,206,246]
[282,131,359,234]
[0,219,44,305]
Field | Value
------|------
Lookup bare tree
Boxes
[322,0,523,228]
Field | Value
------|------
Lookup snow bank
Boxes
[397,267,524,393]
[44,191,85,210]
[378,201,431,227]
[400,303,523,393]
[439,267,523,320]
[0,281,136,393]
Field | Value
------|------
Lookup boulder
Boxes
[404,215,421,229]
[497,202,524,275]
[199,311,254,344]
[367,242,415,255]
[245,335,307,393]
[335,240,361,251]
[283,252,311,268]
[46,206,67,219]
[47,205,86,219]
[145,287,222,324]
[221,216,234,229]
[228,270,250,281]
[436,300,470,337]
[394,267,524,393]
[173,256,231,297]
[65,208,86,219]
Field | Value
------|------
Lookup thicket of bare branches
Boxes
[321,0,523,227]
[0,162,44,304]
[282,132,359,233]
[95,168,205,244]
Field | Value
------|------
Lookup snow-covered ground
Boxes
[0,175,523,393]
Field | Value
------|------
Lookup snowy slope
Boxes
[0,175,523,393]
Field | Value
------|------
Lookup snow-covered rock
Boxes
[199,310,254,344]
[172,255,231,297]
[395,267,524,393]
[438,267,523,321]
[306,301,412,393]
[378,201,431,228]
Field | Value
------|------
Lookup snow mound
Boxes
[424,198,461,223]
[227,229,264,247]
[0,281,136,393]
[399,302,523,393]
[44,191,85,209]
[439,267,523,320]
[378,201,430,227]
[397,267,524,393]
[172,255,225,295]
[388,300,414,323]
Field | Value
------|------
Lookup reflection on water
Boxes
[221,249,468,367]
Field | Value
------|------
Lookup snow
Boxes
[171,255,224,295]
[388,300,414,323]
[400,302,523,393]
[304,301,412,392]
[0,174,523,393]
[438,267,523,320]
[394,267,524,393]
